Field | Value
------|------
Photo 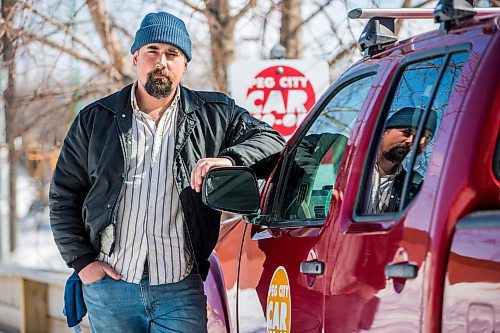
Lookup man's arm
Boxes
[49,111,96,272]
[219,105,286,178]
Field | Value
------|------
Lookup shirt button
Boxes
[107,204,111,209]
[121,114,126,118]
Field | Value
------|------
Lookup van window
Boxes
[278,74,375,224]
[358,52,468,215]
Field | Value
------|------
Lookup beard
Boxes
[144,69,173,99]
[383,145,410,164]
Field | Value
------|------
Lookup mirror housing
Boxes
[202,166,260,214]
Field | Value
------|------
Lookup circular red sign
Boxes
[246,66,316,137]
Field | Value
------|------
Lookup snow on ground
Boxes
[8,214,69,273]
[2,168,69,273]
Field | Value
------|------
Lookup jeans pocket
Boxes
[83,274,109,287]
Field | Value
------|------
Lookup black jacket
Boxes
[49,84,285,279]
[389,168,423,212]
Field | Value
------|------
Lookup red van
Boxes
[202,1,500,332]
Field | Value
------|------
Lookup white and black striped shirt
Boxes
[98,83,192,285]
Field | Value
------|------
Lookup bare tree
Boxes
[2,0,19,251]
[181,0,256,93]
[0,0,133,252]
[279,0,338,59]
[87,0,133,83]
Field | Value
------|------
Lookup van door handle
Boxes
[385,261,418,279]
[300,260,325,275]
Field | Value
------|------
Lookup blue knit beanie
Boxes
[386,107,437,136]
[131,12,192,62]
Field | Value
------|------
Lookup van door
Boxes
[235,70,379,332]
[325,50,470,331]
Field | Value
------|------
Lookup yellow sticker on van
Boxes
[266,266,291,333]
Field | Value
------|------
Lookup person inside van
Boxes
[367,107,437,213]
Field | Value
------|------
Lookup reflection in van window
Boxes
[361,52,468,215]
[280,74,375,222]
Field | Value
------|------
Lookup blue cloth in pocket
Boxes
[63,272,87,329]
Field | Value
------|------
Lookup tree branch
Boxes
[232,0,256,23]
[328,40,358,68]
[260,2,278,58]
[109,15,134,40]
[86,0,133,82]
[179,0,205,14]
[289,0,333,36]
[179,0,223,30]
[16,0,107,65]
[1,18,123,81]
[20,87,99,133]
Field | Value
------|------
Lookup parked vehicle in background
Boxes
[202,0,500,331]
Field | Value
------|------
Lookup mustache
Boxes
[395,143,410,152]
[149,69,170,78]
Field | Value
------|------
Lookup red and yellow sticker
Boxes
[266,266,291,333]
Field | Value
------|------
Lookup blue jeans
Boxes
[82,272,207,333]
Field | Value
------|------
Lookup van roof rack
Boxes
[349,0,500,57]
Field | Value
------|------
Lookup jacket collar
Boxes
[179,85,204,115]
[97,84,133,116]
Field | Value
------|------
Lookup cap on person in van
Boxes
[130,12,192,62]
[386,107,437,136]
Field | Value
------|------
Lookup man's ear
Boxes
[184,60,188,74]
[132,51,138,68]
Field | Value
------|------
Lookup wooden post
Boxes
[21,279,48,333]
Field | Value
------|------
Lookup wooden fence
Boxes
[0,265,90,333]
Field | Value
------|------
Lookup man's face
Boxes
[132,43,188,99]
[380,127,432,164]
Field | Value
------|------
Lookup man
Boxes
[367,107,437,213]
[49,12,285,332]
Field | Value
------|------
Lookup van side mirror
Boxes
[202,167,260,214]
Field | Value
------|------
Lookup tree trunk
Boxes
[181,0,254,92]
[206,0,236,93]
[280,0,302,59]
[2,0,18,252]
